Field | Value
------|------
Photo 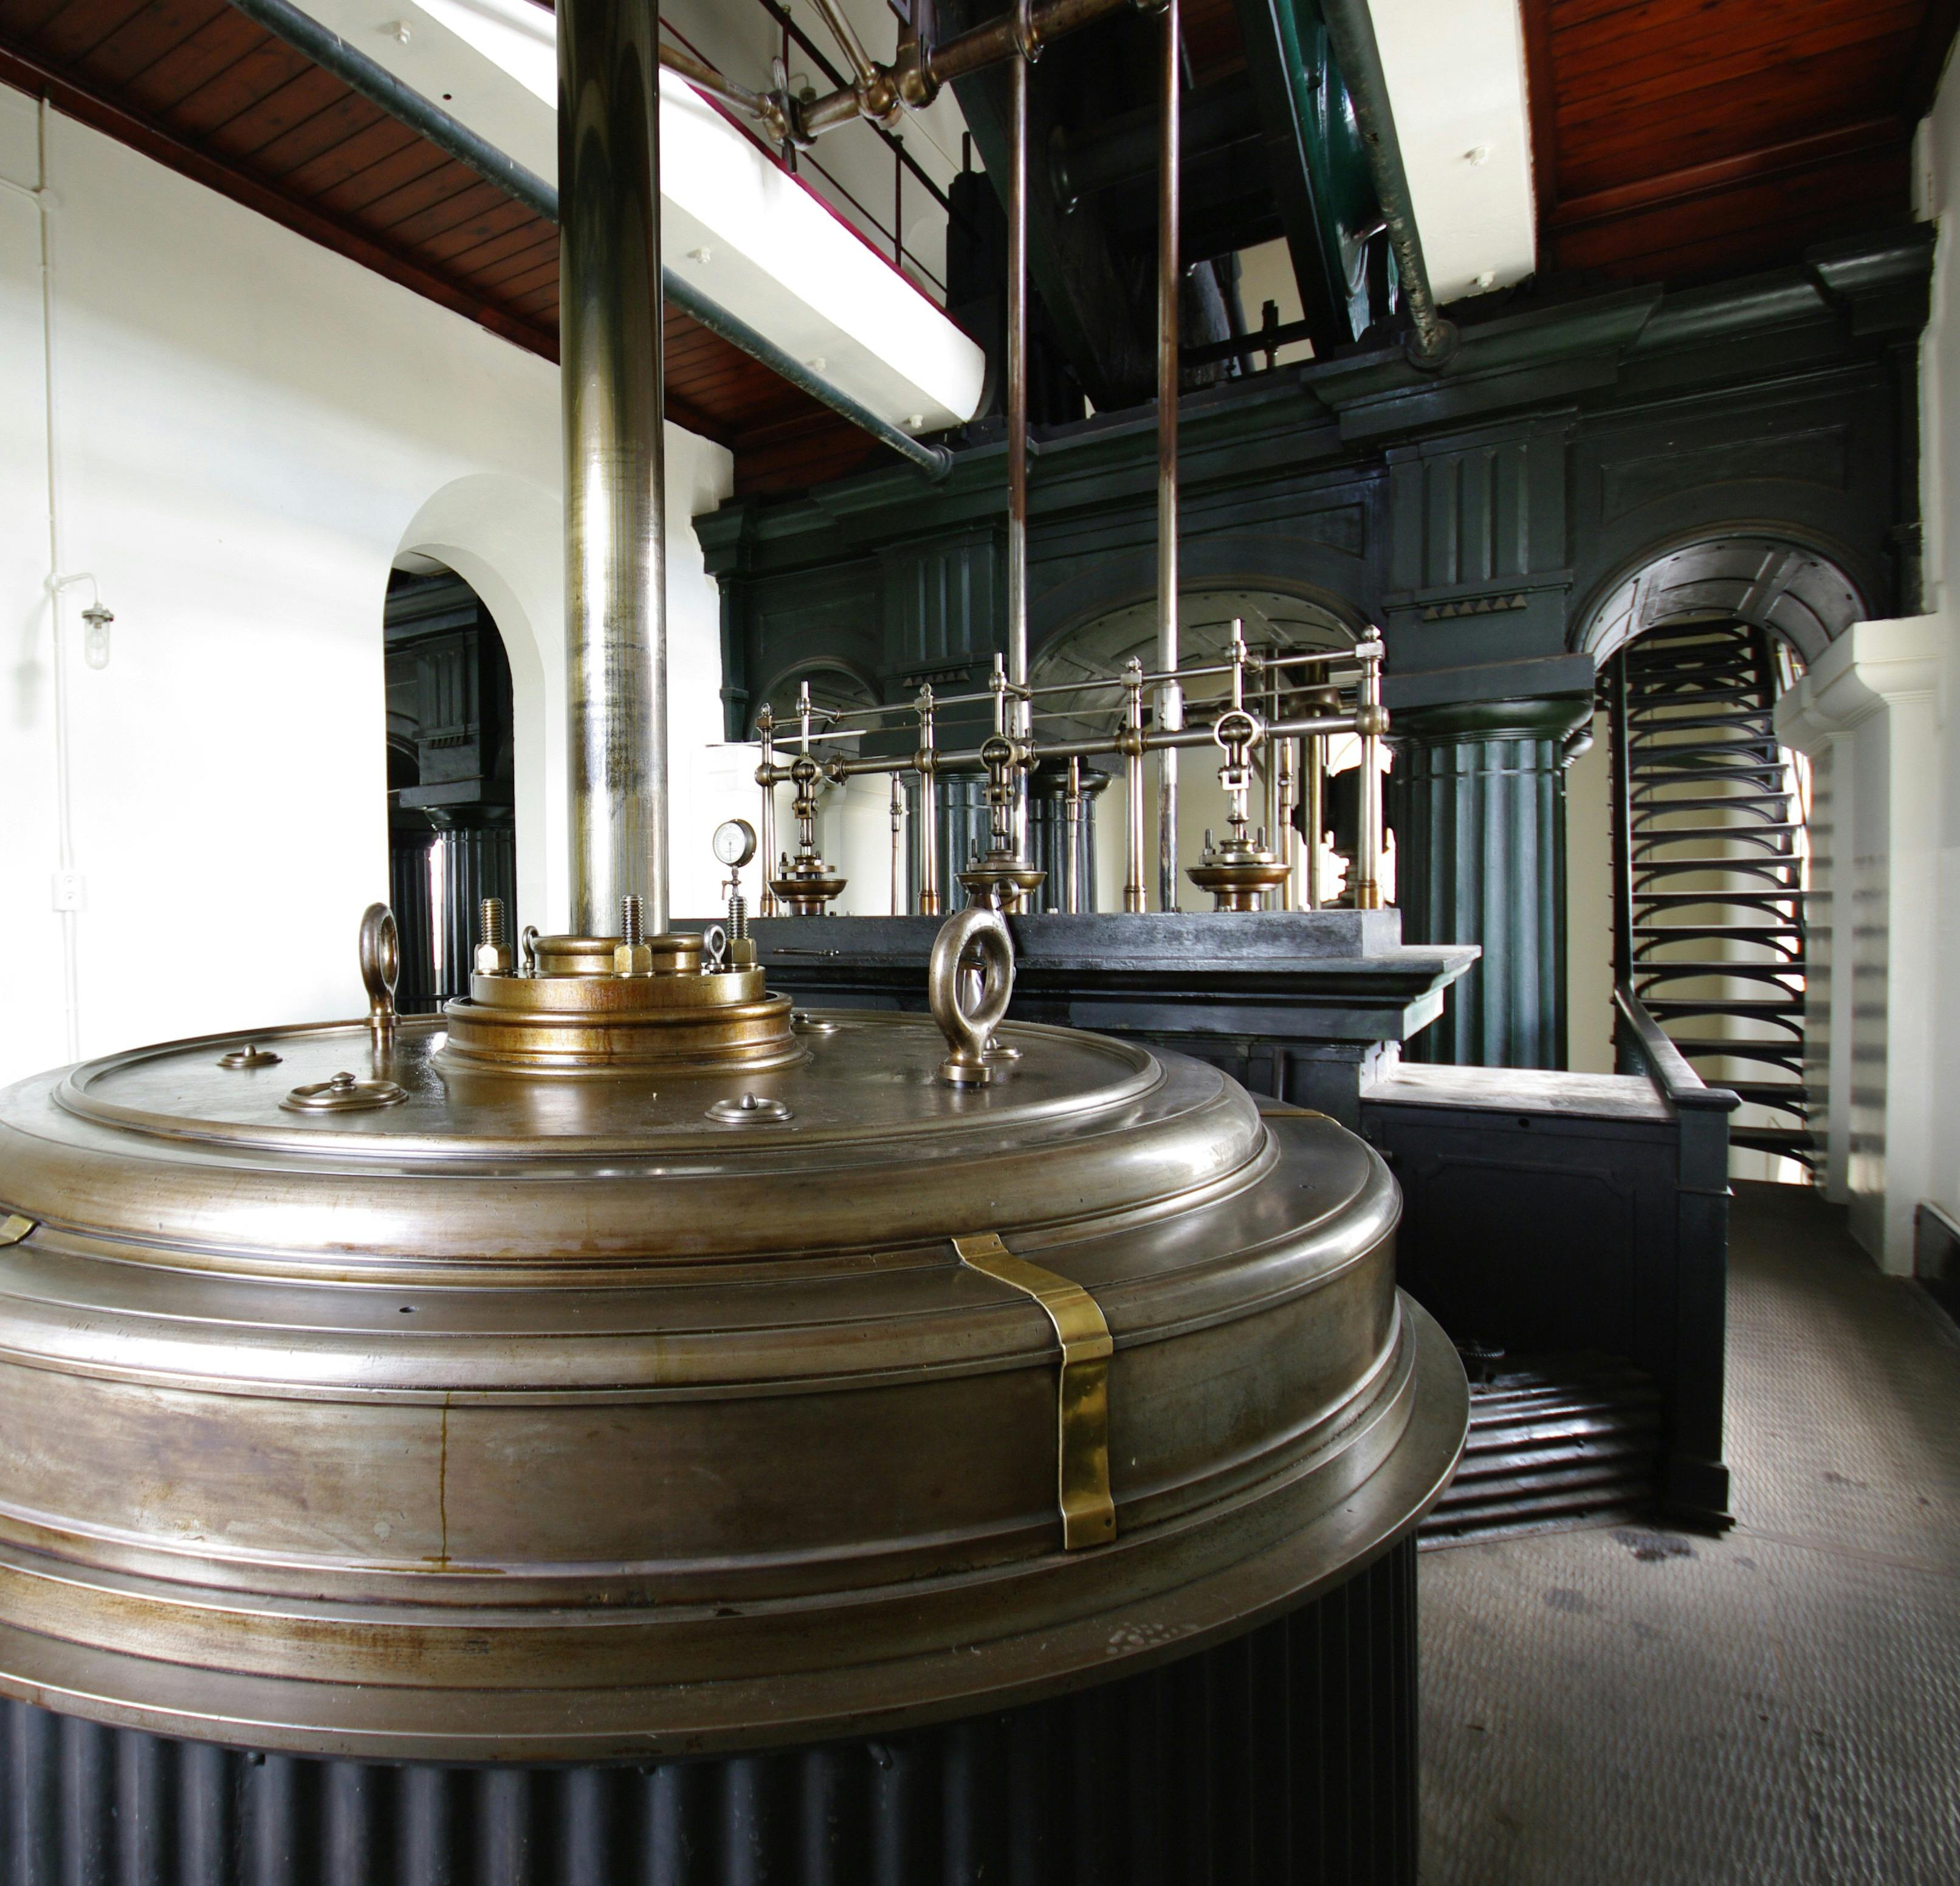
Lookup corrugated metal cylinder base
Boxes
[0,1540,1415,1886]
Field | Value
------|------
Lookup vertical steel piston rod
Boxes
[1154,0,1182,911]
[1006,0,1034,852]
[563,0,667,935]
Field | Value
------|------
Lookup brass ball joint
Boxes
[0,888,1465,1760]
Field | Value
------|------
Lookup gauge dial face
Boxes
[712,818,757,868]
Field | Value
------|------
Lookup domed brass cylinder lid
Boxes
[0,909,1465,1763]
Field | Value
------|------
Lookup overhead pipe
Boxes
[1315,0,1457,368]
[222,0,952,479]
[810,0,882,90]
[658,40,774,123]
[797,0,1135,136]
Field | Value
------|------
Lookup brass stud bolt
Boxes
[614,894,653,976]
[475,897,514,975]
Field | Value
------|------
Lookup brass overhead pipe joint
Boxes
[757,86,803,152]
[853,63,907,131]
[1010,0,1045,63]
[890,27,941,112]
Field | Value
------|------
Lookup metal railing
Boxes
[751,628,1389,917]
[714,0,963,299]
[1611,982,1738,1118]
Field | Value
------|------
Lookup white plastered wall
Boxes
[1759,58,1960,1275]
[0,84,737,1087]
[1776,622,1944,1270]
[1920,80,1960,1277]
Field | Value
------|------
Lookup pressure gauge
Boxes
[712,818,757,869]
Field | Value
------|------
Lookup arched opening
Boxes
[384,565,517,1011]
[393,472,566,937]
[748,661,883,735]
[1024,585,1384,911]
[1567,535,1866,1180]
[746,662,899,916]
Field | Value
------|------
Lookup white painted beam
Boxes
[1370,0,1536,301]
[297,0,986,431]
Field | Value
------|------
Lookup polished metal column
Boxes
[916,685,941,915]
[1154,0,1182,910]
[1064,755,1084,913]
[1124,658,1147,912]
[1353,635,1384,911]
[562,0,667,935]
[1006,14,1033,842]
[1275,732,1296,912]
[1301,733,1322,910]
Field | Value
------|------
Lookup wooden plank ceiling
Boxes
[0,0,881,494]
[9,0,1957,494]
[1523,0,1959,286]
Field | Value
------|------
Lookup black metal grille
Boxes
[1421,1354,1661,1545]
[0,1541,1416,1886]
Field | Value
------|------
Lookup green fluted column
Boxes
[1387,694,1594,1069]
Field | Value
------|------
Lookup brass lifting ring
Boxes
[930,907,1014,1086]
[359,904,400,1045]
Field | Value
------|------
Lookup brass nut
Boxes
[475,943,514,975]
[729,937,758,968]
[614,942,655,976]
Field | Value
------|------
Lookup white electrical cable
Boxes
[5,105,86,1063]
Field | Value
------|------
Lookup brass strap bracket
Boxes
[954,1232,1116,1550]
[0,1215,36,1248]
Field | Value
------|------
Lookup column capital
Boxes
[1383,653,1594,744]
[1773,615,1946,754]
[1389,692,1596,744]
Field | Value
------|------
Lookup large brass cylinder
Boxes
[0,1008,1464,1761]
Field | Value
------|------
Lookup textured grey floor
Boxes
[1419,1182,1960,1885]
